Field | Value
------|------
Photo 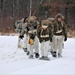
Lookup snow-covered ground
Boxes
[0,36,75,74]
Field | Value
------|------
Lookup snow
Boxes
[0,36,75,74]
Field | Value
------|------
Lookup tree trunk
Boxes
[29,0,32,16]
[1,0,5,26]
[17,0,19,19]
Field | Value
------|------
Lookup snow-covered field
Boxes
[0,36,75,74]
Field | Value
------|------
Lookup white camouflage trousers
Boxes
[24,34,28,49]
[40,41,50,57]
[18,33,21,47]
[27,36,39,56]
[52,35,64,54]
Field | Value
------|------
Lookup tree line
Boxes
[0,0,75,33]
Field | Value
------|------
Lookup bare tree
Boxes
[33,0,44,16]
[17,0,19,17]
[29,0,32,16]
[1,0,5,26]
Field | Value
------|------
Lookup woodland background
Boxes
[0,0,75,36]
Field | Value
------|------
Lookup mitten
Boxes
[50,38,52,42]
[64,36,67,41]
[19,35,24,39]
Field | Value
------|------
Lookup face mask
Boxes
[42,25,48,29]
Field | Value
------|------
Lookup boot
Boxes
[35,53,39,58]
[52,52,57,57]
[44,56,50,61]
[29,55,33,59]
[23,48,27,52]
[50,51,53,55]
[18,45,21,48]
[58,53,62,58]
[26,51,30,55]
[39,56,44,60]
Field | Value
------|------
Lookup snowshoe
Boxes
[35,53,39,58]
[29,55,33,59]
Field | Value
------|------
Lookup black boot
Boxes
[18,46,21,48]
[58,53,62,58]
[39,56,50,61]
[35,53,39,58]
[29,55,33,59]
[39,56,44,60]
[52,52,57,57]
[26,51,30,55]
[50,51,53,55]
[44,56,50,61]
[23,48,27,52]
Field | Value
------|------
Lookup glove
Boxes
[64,36,67,41]
[34,25,37,29]
[29,39,34,45]
[14,24,16,29]
[50,38,52,42]
[30,34,35,39]
[19,35,24,39]
[26,27,29,31]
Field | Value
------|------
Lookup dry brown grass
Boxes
[67,30,75,38]
[0,30,75,38]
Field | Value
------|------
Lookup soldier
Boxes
[14,18,24,48]
[37,20,53,60]
[20,17,28,52]
[52,14,67,57]
[21,16,39,58]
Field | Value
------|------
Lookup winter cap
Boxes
[41,20,52,26]
[27,16,37,22]
[55,14,64,20]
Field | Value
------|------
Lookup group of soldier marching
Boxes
[14,14,67,61]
